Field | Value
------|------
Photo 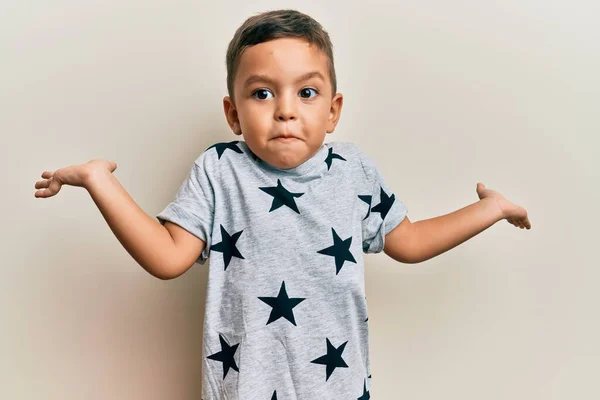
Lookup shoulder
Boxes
[324,141,375,179]
[325,140,359,154]
[324,141,366,164]
[193,140,246,166]
[185,141,248,187]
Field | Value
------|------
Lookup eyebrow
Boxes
[243,71,325,88]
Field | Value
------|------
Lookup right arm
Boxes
[85,168,205,280]
[35,160,205,280]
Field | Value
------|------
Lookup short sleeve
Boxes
[156,154,215,265]
[359,151,408,254]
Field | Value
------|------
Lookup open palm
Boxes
[476,182,531,230]
[34,159,117,198]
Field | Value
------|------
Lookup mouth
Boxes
[272,134,300,142]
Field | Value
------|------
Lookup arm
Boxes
[35,160,205,280]
[85,168,205,279]
[384,183,530,264]
[384,197,503,264]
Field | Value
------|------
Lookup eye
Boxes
[251,88,319,100]
[300,88,318,99]
[251,89,273,100]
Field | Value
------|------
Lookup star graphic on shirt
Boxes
[207,141,243,159]
[311,337,349,381]
[317,228,356,275]
[207,333,240,379]
[258,281,306,326]
[371,187,396,220]
[271,391,278,400]
[211,224,244,270]
[357,378,370,399]
[324,147,346,170]
[358,195,372,220]
[259,179,304,214]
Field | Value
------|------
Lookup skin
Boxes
[222,37,343,169]
[220,36,531,264]
[33,38,531,270]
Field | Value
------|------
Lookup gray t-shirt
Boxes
[156,140,407,399]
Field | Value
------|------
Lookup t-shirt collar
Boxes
[239,140,329,177]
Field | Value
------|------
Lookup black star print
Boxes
[207,141,243,159]
[211,224,244,270]
[259,179,304,214]
[207,333,240,379]
[310,338,349,381]
[271,391,277,400]
[371,187,396,220]
[258,281,306,326]
[317,228,356,275]
[324,147,346,170]
[357,378,370,400]
[358,195,372,220]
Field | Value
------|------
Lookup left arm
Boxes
[384,183,531,264]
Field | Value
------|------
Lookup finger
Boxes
[41,171,54,179]
[516,221,523,228]
[35,179,49,189]
[34,189,51,198]
[519,220,526,229]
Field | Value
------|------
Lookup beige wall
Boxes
[3,0,598,398]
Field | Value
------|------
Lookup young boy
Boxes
[34,9,531,400]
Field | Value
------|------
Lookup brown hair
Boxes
[225,9,337,103]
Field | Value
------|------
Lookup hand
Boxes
[476,182,531,230]
[34,159,117,198]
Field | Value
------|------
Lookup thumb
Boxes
[106,160,117,173]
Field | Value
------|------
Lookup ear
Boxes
[223,96,242,136]
[326,93,343,134]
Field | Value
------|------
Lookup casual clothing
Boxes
[156,140,407,399]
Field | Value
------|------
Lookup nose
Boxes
[275,91,297,121]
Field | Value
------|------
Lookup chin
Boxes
[272,157,301,169]
[271,151,306,169]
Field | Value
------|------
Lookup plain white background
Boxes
[2,0,598,398]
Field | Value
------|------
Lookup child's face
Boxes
[223,37,343,169]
